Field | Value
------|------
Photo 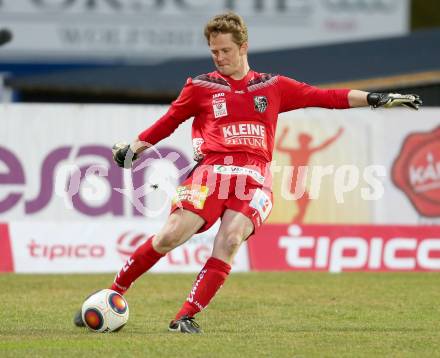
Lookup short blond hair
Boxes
[204,12,248,46]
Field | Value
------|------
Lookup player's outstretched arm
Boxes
[348,90,422,110]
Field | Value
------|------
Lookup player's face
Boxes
[209,33,247,77]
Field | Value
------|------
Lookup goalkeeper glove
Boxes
[112,143,138,168]
[367,93,422,110]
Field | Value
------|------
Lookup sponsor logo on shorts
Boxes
[249,188,272,222]
[213,165,265,185]
[172,185,209,209]
[220,122,266,149]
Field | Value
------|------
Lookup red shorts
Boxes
[170,157,273,234]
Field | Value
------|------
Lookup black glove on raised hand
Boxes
[367,93,422,110]
[112,143,138,168]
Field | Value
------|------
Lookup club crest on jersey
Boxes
[254,96,268,113]
[212,93,228,119]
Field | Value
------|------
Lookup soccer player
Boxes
[74,12,421,333]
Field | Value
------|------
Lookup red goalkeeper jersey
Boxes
[138,70,349,165]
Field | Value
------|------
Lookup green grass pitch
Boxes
[0,272,439,357]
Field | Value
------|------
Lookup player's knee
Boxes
[154,217,184,252]
[223,232,244,255]
[154,231,178,253]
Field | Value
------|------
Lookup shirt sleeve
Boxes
[278,76,350,112]
[138,78,198,145]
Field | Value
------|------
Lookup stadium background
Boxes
[0,1,440,356]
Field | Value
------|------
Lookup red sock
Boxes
[175,257,231,319]
[110,237,164,294]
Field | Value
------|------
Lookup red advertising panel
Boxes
[0,223,14,272]
[249,224,440,272]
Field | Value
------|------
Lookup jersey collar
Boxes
[218,70,255,90]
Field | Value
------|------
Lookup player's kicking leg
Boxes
[73,209,205,327]
[168,209,254,333]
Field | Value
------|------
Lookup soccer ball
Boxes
[81,289,129,333]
